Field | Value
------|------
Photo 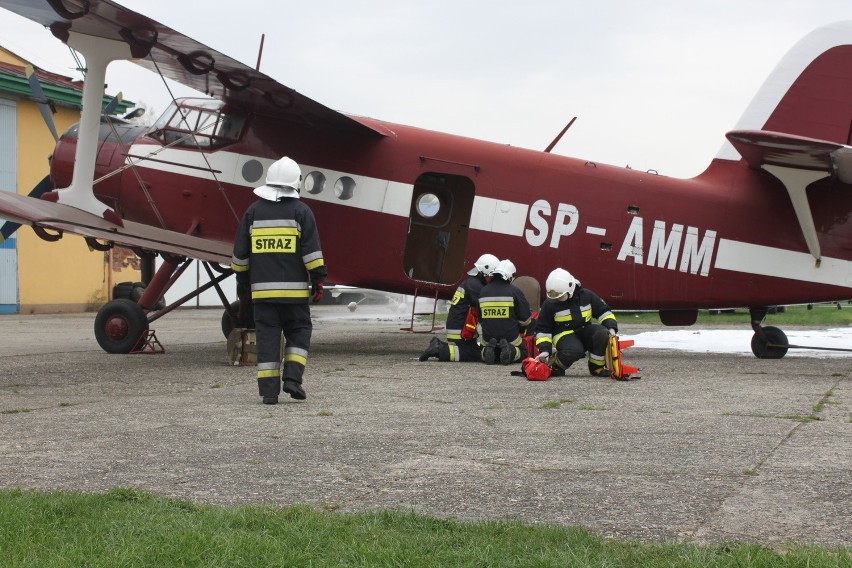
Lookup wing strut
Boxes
[761,164,828,265]
[40,32,134,226]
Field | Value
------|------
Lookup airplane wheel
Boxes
[94,299,149,354]
[750,325,789,359]
[221,301,254,338]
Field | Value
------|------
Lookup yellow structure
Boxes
[0,47,140,313]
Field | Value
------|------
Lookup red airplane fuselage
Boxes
[49,98,852,311]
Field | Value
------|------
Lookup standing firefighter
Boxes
[231,157,327,404]
[419,253,499,362]
[534,268,617,377]
[479,259,532,365]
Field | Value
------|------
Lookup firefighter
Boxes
[478,259,532,365]
[418,253,499,362]
[231,156,327,404]
[534,268,617,377]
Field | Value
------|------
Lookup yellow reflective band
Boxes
[252,227,300,236]
[581,308,592,322]
[257,369,279,379]
[285,353,307,366]
[448,344,459,361]
[553,330,575,344]
[446,333,463,340]
[304,258,325,270]
[536,336,552,346]
[554,313,573,322]
[252,289,311,299]
[252,234,296,253]
[230,263,248,272]
[450,290,464,305]
[599,312,616,323]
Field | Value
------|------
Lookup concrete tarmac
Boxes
[0,306,850,549]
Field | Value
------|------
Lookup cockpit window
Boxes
[151,98,246,149]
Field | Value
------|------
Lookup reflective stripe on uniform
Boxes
[303,250,325,271]
[553,329,575,344]
[598,311,616,324]
[257,361,280,379]
[581,304,592,322]
[448,343,459,361]
[554,309,573,323]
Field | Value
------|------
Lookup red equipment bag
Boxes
[460,307,479,340]
[520,357,551,381]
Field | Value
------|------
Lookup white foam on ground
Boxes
[622,328,852,357]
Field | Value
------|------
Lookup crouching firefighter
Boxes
[231,156,327,404]
[534,268,617,377]
[419,253,499,362]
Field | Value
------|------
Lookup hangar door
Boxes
[0,98,16,313]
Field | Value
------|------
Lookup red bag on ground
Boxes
[521,357,551,381]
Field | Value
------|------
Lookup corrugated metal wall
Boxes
[0,97,18,312]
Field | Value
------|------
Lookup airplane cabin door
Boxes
[403,172,474,284]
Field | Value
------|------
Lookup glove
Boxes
[535,351,550,363]
[311,281,324,303]
[609,328,617,337]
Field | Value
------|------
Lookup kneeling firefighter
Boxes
[534,268,617,377]
[478,259,532,365]
[418,253,499,362]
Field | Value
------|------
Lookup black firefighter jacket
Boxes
[230,197,327,303]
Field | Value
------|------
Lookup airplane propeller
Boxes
[0,175,52,244]
[24,64,59,142]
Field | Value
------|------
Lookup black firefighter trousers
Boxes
[253,302,312,398]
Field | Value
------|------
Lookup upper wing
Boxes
[0,0,385,136]
[0,190,231,264]
[726,130,852,184]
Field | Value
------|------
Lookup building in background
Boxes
[0,46,139,314]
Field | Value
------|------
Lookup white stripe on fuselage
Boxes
[714,239,852,288]
[128,145,851,288]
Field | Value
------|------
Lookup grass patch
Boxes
[0,408,32,415]
[744,469,759,477]
[578,405,607,411]
[540,398,575,409]
[0,488,847,567]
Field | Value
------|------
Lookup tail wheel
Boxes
[94,299,149,354]
[750,325,789,359]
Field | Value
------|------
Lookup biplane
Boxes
[0,1,851,359]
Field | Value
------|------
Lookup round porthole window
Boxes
[304,171,326,194]
[416,193,440,218]
[334,176,356,200]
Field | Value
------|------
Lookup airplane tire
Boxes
[221,301,255,338]
[750,325,789,359]
[94,299,149,354]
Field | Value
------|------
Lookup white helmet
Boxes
[254,156,302,201]
[545,268,579,300]
[493,259,516,281]
[468,253,499,276]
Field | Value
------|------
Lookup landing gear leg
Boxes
[749,307,789,359]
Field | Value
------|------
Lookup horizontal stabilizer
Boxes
[0,191,231,264]
[726,130,852,184]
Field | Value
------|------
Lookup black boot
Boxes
[283,379,306,400]
[482,338,498,364]
[419,336,443,361]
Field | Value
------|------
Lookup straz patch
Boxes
[251,234,296,253]
[480,306,509,318]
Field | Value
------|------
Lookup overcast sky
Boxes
[2,1,852,178]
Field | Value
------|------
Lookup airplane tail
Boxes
[716,21,852,162]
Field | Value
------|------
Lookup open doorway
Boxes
[403,172,474,284]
